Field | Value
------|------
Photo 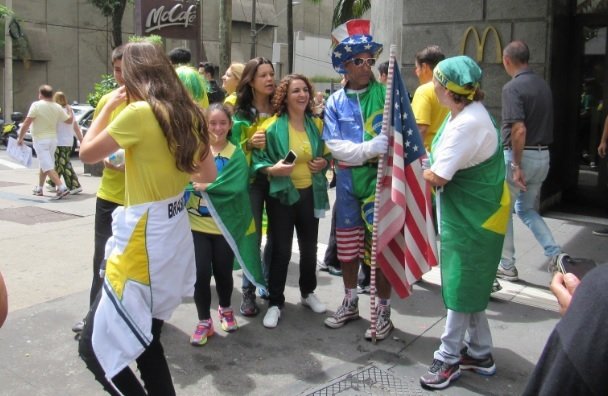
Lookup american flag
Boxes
[375,60,438,298]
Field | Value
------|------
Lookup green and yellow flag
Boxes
[193,148,266,290]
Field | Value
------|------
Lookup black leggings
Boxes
[78,293,175,396]
[192,231,235,320]
[90,197,121,307]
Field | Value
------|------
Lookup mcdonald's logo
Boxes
[459,26,503,63]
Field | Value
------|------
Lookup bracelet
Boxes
[510,163,520,170]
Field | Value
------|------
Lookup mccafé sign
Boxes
[135,0,199,39]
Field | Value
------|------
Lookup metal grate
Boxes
[305,365,429,396]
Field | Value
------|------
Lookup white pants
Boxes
[434,309,493,365]
[33,138,57,172]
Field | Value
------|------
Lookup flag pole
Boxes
[369,44,397,344]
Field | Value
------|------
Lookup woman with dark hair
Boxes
[252,74,330,328]
[419,56,508,390]
[78,41,216,395]
[231,57,276,317]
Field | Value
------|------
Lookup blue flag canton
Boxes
[391,63,424,166]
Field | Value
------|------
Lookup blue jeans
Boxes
[500,149,561,270]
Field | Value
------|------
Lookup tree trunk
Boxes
[219,0,232,76]
[111,0,127,48]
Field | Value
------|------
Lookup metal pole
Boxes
[287,0,293,73]
[4,0,13,117]
[250,0,256,59]
[369,44,397,343]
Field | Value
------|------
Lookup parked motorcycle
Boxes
[1,112,24,146]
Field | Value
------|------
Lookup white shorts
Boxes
[33,138,57,172]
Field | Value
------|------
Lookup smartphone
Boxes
[557,257,597,280]
[283,150,297,164]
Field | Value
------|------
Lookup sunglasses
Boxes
[350,57,376,67]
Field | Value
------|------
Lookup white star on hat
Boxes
[364,44,372,50]
[333,51,342,58]
[344,45,352,53]
[361,36,369,43]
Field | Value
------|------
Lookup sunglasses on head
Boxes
[350,57,376,67]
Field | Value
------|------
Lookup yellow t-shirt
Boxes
[187,143,236,234]
[95,91,127,205]
[27,100,69,140]
[288,123,313,189]
[107,101,191,206]
[411,81,449,151]
[224,92,237,107]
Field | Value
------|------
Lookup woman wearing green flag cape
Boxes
[420,56,510,390]
[252,74,330,329]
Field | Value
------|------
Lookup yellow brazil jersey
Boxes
[107,101,191,206]
[288,123,313,189]
[187,143,236,234]
[95,91,127,205]
[411,81,449,151]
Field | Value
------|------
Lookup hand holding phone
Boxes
[283,150,297,164]
[556,256,597,280]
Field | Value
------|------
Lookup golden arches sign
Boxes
[459,26,503,63]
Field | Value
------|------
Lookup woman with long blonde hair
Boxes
[78,41,216,395]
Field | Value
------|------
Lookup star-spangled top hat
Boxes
[331,19,383,74]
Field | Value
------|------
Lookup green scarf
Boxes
[252,114,330,218]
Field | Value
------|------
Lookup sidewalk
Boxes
[0,161,605,395]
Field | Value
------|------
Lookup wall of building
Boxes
[1,0,135,114]
[397,0,552,118]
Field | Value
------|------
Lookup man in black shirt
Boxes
[199,62,225,104]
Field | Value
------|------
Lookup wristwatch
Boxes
[510,162,520,170]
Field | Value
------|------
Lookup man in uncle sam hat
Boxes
[322,19,394,340]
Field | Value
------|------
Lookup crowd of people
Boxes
[7,17,605,395]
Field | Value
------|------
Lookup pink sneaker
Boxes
[219,307,238,332]
[190,319,214,346]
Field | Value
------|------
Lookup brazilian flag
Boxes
[198,148,266,291]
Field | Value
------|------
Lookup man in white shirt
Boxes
[18,84,73,199]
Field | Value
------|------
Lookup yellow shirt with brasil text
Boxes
[107,101,191,206]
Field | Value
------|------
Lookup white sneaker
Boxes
[301,293,326,313]
[263,306,281,328]
[51,187,70,200]
[70,187,83,195]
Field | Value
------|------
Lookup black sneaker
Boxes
[459,347,496,375]
[420,359,460,389]
[239,288,259,317]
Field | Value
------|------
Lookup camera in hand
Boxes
[283,150,297,164]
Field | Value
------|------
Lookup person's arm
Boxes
[509,121,527,191]
[423,169,448,187]
[63,105,74,124]
[191,150,217,184]
[598,115,608,158]
[79,88,126,163]
[16,117,33,145]
[417,124,429,141]
[550,272,581,316]
[72,120,84,143]
[0,271,7,328]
